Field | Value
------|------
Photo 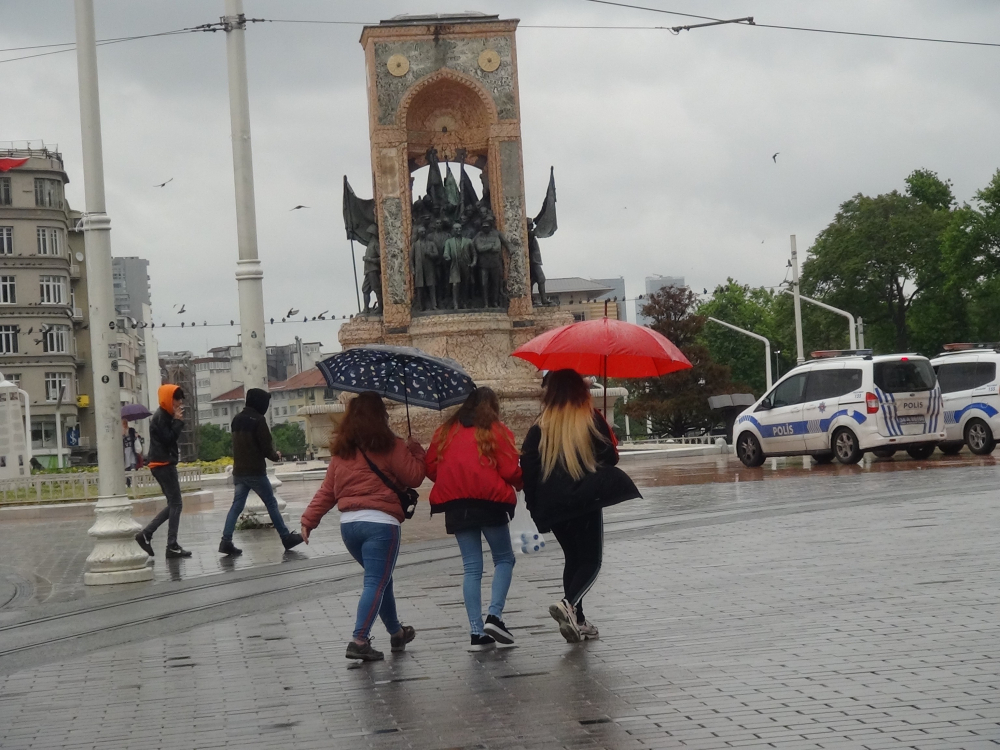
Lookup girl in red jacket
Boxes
[300,392,426,662]
[426,387,523,650]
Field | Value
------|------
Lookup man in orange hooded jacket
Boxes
[135,384,192,558]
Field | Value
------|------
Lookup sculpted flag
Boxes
[533,166,557,239]
[343,176,376,245]
[459,162,480,213]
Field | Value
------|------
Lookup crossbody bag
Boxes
[359,449,418,520]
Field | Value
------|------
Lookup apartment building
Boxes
[158,350,198,461]
[0,145,92,467]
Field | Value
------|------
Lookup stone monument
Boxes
[340,13,572,441]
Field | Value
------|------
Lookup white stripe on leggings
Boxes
[569,512,603,607]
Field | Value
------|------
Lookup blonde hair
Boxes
[538,369,603,481]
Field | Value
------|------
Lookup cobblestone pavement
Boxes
[1,463,999,749]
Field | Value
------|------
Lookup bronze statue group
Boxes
[356,148,555,316]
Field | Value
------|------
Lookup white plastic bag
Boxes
[509,491,547,554]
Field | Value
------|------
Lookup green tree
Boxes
[802,169,955,354]
[626,286,742,437]
[696,279,783,396]
[198,424,232,461]
[272,422,307,458]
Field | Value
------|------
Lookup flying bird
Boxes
[154,178,174,188]
[772,152,779,163]
[287,308,299,317]
[290,205,309,211]
[176,304,186,314]
[33,339,42,345]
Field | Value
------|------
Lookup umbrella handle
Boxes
[403,361,411,437]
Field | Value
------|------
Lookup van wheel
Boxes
[832,428,863,464]
[813,453,835,465]
[871,447,896,458]
[906,445,935,460]
[965,419,996,455]
[736,432,765,467]
[938,443,963,456]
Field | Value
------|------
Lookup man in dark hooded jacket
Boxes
[219,388,304,555]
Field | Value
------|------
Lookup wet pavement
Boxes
[1,454,999,748]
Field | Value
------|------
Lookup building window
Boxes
[5,373,20,385]
[0,326,18,354]
[0,177,10,206]
[0,276,15,304]
[39,275,65,304]
[43,325,68,353]
[31,419,58,449]
[33,178,63,209]
[0,227,11,255]
[36,227,61,256]
[222,407,228,416]
[213,408,219,417]
[44,372,70,402]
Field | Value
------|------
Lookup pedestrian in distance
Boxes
[425,387,522,651]
[134,384,192,559]
[122,418,143,488]
[520,369,641,643]
[219,388,304,556]
[300,392,426,662]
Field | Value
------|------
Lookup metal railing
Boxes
[0,466,201,505]
[627,434,719,446]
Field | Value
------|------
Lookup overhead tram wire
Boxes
[580,0,1000,48]
[0,26,222,65]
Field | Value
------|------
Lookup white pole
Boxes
[74,0,152,584]
[791,235,805,365]
[18,388,32,468]
[223,0,267,392]
[707,317,772,389]
[857,317,865,349]
[779,289,857,350]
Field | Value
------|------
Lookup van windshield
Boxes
[873,360,936,393]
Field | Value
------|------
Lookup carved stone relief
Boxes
[381,197,407,304]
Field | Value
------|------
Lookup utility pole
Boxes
[223,0,267,391]
[707,317,772,389]
[790,235,805,365]
[779,289,857,350]
[75,0,152,585]
[857,317,865,349]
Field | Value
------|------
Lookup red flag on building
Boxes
[0,157,29,172]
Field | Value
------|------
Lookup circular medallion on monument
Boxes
[478,49,500,72]
[387,54,409,77]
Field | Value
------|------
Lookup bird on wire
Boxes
[154,178,174,188]
[772,152,779,163]
[290,205,309,211]
[317,310,329,320]
[287,308,299,317]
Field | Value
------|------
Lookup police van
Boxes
[930,343,1000,455]
[734,350,945,467]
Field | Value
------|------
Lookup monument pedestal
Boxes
[340,307,572,443]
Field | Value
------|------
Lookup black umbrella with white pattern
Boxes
[316,344,476,434]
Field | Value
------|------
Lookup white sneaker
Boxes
[578,620,599,640]
[548,598,581,643]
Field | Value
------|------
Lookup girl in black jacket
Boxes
[521,369,640,643]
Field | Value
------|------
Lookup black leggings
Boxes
[549,509,603,624]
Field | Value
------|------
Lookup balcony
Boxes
[69,264,81,279]
[71,307,83,321]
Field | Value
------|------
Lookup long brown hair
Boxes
[434,387,512,466]
[539,369,602,481]
[331,391,397,458]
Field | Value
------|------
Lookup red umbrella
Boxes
[511,317,692,415]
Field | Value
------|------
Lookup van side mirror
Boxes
[755,400,772,412]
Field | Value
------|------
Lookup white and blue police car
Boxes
[930,343,1000,455]
[734,350,945,467]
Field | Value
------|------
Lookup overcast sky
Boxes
[3,1,999,355]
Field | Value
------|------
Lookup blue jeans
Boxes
[454,524,516,635]
[341,522,402,640]
[222,475,290,541]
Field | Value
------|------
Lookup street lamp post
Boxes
[779,289,858,350]
[790,235,805,365]
[707,317,773,389]
[75,0,153,585]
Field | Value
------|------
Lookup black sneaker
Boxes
[134,532,154,557]
[390,625,416,653]
[483,615,514,645]
[468,634,496,652]
[219,539,242,556]
[165,544,192,559]
[346,639,384,661]
[282,531,304,551]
